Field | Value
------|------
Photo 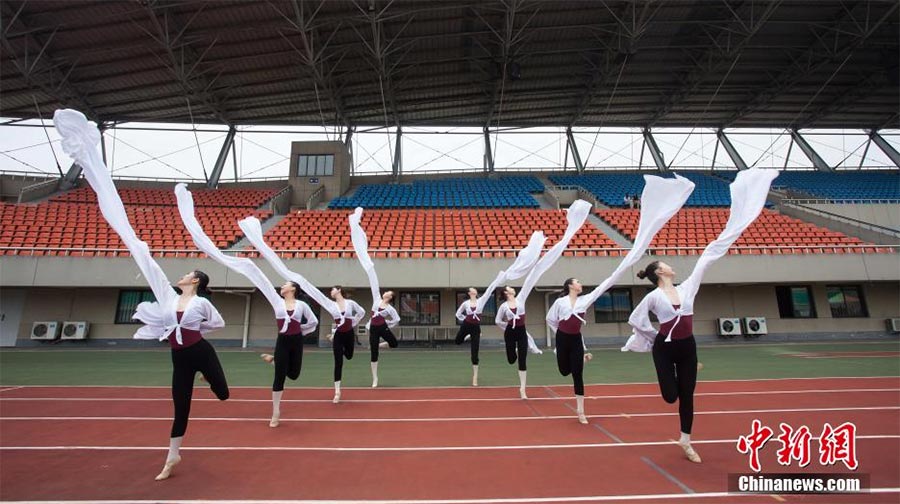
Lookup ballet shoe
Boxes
[371,377,378,388]
[332,393,341,404]
[269,414,280,428]
[154,455,181,481]
[577,412,589,424]
[680,442,702,463]
[519,388,528,400]
[260,353,274,364]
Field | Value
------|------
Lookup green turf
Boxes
[1,341,898,387]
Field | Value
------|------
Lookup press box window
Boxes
[298,154,334,176]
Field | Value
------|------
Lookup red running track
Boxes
[0,377,898,503]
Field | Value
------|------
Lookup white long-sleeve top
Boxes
[545,296,587,334]
[623,168,779,352]
[285,299,319,336]
[134,294,225,343]
[456,300,480,323]
[495,301,525,330]
[545,174,696,335]
[367,303,400,330]
[52,109,226,345]
[335,299,366,331]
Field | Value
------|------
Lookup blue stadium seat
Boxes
[549,171,736,207]
[765,171,900,201]
[328,176,543,209]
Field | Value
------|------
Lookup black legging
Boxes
[369,324,399,362]
[503,324,528,371]
[273,332,304,391]
[332,329,355,381]
[170,338,229,438]
[455,322,481,365]
[556,329,585,395]
[652,333,698,434]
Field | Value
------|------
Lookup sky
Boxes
[1,119,897,181]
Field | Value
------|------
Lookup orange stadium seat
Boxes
[262,209,619,258]
[595,208,877,255]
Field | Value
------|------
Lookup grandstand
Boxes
[1,1,899,503]
[0,1,895,351]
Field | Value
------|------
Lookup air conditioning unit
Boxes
[60,321,90,340]
[717,318,742,338]
[30,321,60,340]
[743,317,768,337]
[887,318,900,333]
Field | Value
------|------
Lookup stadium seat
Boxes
[596,208,878,255]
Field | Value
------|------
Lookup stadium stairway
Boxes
[586,212,633,248]
[227,212,287,252]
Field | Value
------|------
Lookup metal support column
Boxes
[642,128,668,171]
[790,129,831,171]
[716,129,749,170]
[484,127,495,173]
[566,127,584,174]
[869,130,900,168]
[207,126,237,188]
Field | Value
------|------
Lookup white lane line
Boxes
[1,387,896,403]
[1,435,897,453]
[1,375,897,390]
[1,406,898,424]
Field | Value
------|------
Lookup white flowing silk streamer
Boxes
[348,208,382,311]
[52,109,180,341]
[238,217,344,323]
[474,231,547,316]
[174,184,289,332]
[573,175,695,313]
[622,168,780,352]
[517,199,592,306]
[515,199,592,353]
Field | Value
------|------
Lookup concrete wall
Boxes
[0,174,58,202]
[8,280,898,346]
[807,203,900,231]
[288,141,351,208]
[3,252,898,289]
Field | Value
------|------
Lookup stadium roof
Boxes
[1,0,898,130]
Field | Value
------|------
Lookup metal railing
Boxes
[1,244,896,258]
[265,185,292,214]
[17,178,60,204]
[306,185,325,210]
[782,198,900,205]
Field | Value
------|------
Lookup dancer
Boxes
[454,288,482,385]
[624,168,779,463]
[547,174,695,423]
[496,199,592,399]
[348,208,400,388]
[53,109,229,481]
[366,290,400,387]
[175,184,319,427]
[327,286,365,402]
[259,282,318,427]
